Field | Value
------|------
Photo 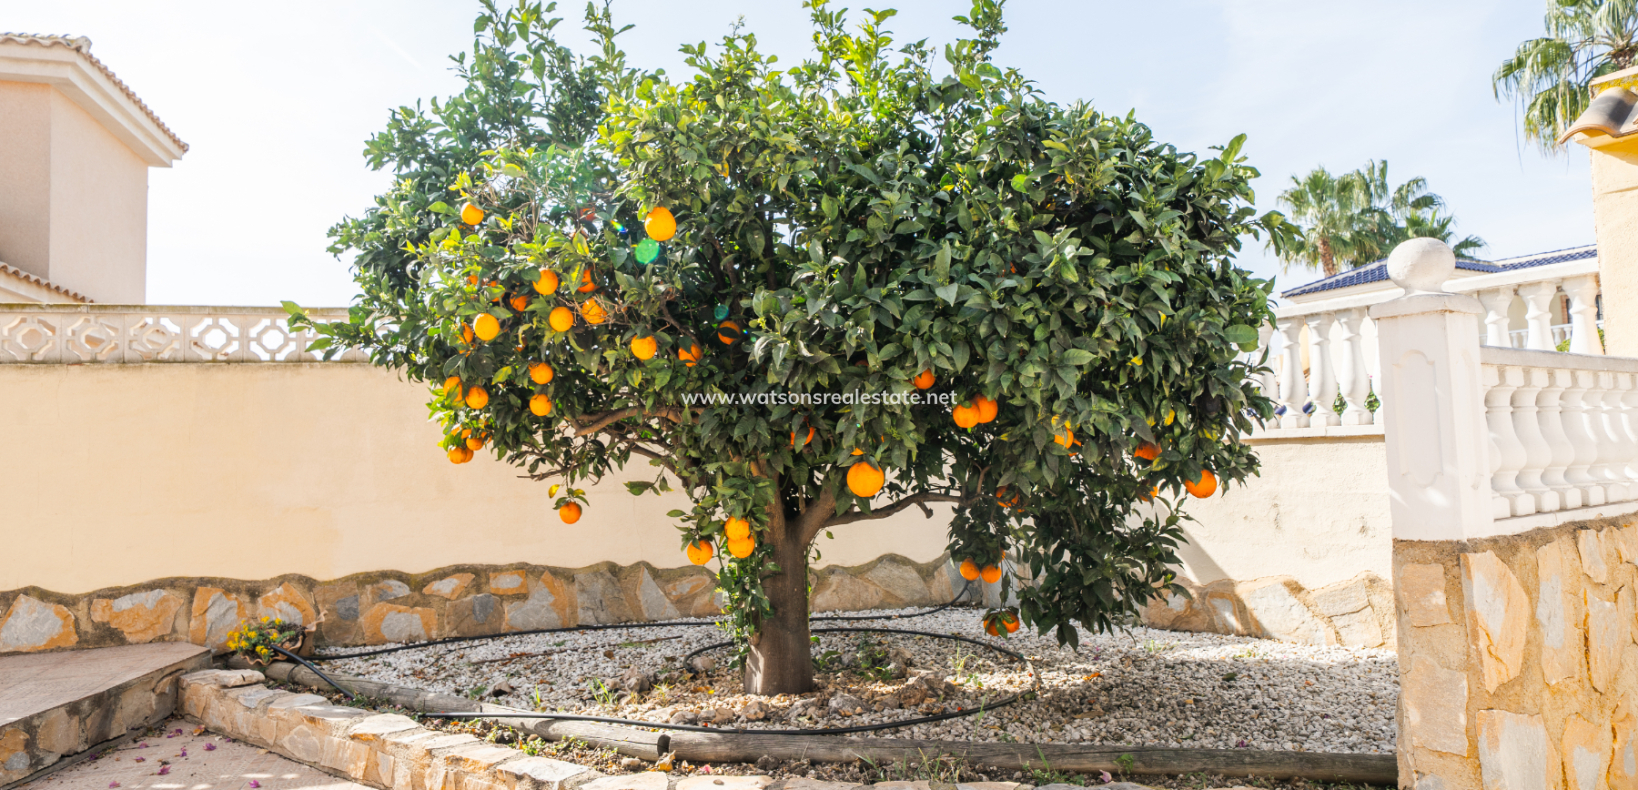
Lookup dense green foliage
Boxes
[1275,160,1483,276]
[294,0,1294,680]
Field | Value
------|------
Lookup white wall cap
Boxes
[1386,238,1456,295]
[1367,292,1482,320]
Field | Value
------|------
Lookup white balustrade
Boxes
[1479,286,1516,348]
[1334,308,1372,425]
[1275,317,1309,429]
[1372,238,1638,543]
[1305,313,1340,427]
[0,306,364,364]
[1563,274,1604,354]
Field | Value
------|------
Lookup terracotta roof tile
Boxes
[0,33,187,153]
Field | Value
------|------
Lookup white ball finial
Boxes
[1386,238,1455,295]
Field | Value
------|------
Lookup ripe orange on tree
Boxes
[998,610,1020,633]
[952,401,980,428]
[724,517,751,541]
[726,534,755,559]
[548,306,574,332]
[559,502,582,524]
[1053,425,1076,448]
[790,425,815,447]
[447,445,474,464]
[1184,469,1218,498]
[509,293,531,312]
[678,343,702,366]
[1134,441,1160,461]
[645,206,676,241]
[580,299,607,325]
[460,202,484,225]
[911,369,935,390]
[973,395,998,423]
[473,313,500,342]
[530,394,553,416]
[577,270,597,293]
[686,539,714,565]
[461,325,475,345]
[958,558,980,580]
[717,320,740,345]
[846,460,884,497]
[630,335,657,360]
[534,270,560,294]
[980,564,1002,584]
[529,362,554,384]
[465,386,490,409]
[996,485,1020,508]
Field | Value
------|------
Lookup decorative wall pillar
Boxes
[1484,365,1531,517]
[1306,312,1341,427]
[1477,286,1516,348]
[1512,368,1561,513]
[1561,274,1604,355]
[1535,369,1583,510]
[1560,370,1606,506]
[1518,281,1561,351]
[1368,239,1493,542]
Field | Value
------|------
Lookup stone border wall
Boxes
[0,555,965,655]
[1139,571,1396,649]
[1395,516,1638,790]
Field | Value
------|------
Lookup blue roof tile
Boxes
[1279,245,1596,299]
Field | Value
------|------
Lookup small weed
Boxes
[1114,753,1135,775]
[588,679,618,707]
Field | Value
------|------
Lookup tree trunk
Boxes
[742,506,814,695]
[1318,236,1338,277]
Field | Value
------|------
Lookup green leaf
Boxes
[935,284,960,305]
[1225,324,1260,349]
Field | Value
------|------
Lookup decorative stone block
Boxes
[1240,579,1335,645]
[258,582,318,626]
[180,668,266,690]
[1578,530,1612,584]
[863,559,930,605]
[1585,587,1627,693]
[1400,563,1453,627]
[1562,714,1609,790]
[91,589,185,643]
[1461,552,1529,692]
[189,587,248,651]
[315,583,362,645]
[1402,657,1468,755]
[449,594,501,637]
[633,568,680,621]
[508,575,573,631]
[675,777,772,790]
[1477,710,1552,790]
[348,714,422,743]
[361,603,437,645]
[0,594,77,652]
[1331,608,1384,648]
[369,579,412,602]
[1612,705,1638,788]
[1312,577,1371,617]
[490,572,528,596]
[425,573,476,600]
[580,773,671,790]
[494,756,601,790]
[1535,539,1584,686]
[574,570,633,625]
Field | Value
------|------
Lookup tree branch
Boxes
[572,407,681,436]
[823,491,962,529]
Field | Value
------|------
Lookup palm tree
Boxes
[1275,161,1486,276]
[1495,0,1638,154]
[1274,167,1376,277]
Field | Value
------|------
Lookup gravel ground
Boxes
[317,606,1397,754]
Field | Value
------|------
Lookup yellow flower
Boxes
[1130,356,1143,366]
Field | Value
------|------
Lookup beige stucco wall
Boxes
[0,79,149,303]
[46,88,148,303]
[0,82,52,278]
[1589,141,1638,357]
[1174,435,1391,591]
[0,363,952,594]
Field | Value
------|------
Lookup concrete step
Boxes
[0,642,210,786]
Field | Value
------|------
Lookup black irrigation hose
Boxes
[428,625,1033,736]
[271,644,357,700]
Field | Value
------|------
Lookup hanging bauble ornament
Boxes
[713,304,729,321]
[634,238,660,264]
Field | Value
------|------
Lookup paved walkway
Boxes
[21,718,368,790]
[0,643,207,728]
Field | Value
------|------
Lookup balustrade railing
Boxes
[1254,250,1604,437]
[1369,238,1638,540]
[0,305,363,363]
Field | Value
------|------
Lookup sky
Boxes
[9,0,1594,307]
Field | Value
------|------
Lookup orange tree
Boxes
[292,0,1296,694]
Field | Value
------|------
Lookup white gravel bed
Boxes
[318,606,1397,754]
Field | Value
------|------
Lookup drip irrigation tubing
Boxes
[270,644,357,701]
[301,581,1042,736]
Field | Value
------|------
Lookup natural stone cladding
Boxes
[0,555,963,655]
[1396,514,1638,790]
[1138,571,1396,649]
